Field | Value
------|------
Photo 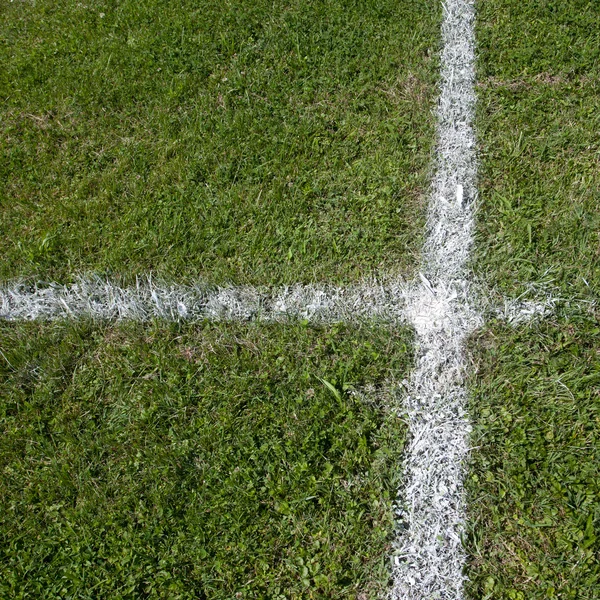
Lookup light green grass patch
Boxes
[0,319,413,598]
[0,0,439,286]
[474,0,600,297]
[465,317,600,600]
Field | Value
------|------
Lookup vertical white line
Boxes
[391,1,481,599]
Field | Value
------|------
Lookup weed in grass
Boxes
[0,320,413,598]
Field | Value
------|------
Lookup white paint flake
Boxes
[390,0,480,598]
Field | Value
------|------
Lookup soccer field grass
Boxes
[1,0,600,598]
[466,318,600,600]
[0,0,439,286]
[0,320,413,598]
[466,1,600,597]
[0,2,436,596]
[473,0,600,298]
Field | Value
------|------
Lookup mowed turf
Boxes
[0,2,435,597]
[0,320,413,599]
[467,1,600,598]
[466,318,600,600]
[0,0,439,286]
[473,0,600,298]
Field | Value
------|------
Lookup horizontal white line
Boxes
[0,276,411,323]
[0,276,571,326]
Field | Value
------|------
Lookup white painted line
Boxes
[1,275,570,329]
[0,276,410,324]
[390,0,480,598]
[0,276,570,327]
[496,297,556,326]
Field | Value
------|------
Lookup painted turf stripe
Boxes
[0,277,411,323]
[390,0,480,598]
[0,277,560,325]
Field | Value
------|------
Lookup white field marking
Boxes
[0,276,568,327]
[0,276,570,327]
[495,297,557,326]
[494,295,597,326]
[0,276,412,323]
[389,0,480,598]
[487,276,598,326]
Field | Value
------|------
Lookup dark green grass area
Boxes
[474,0,600,296]
[470,3,600,596]
[466,317,600,600]
[477,0,600,80]
[0,0,439,286]
[0,320,412,598]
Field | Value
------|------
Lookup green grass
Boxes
[474,0,600,297]
[0,2,431,596]
[465,318,600,600]
[469,1,600,597]
[0,0,439,286]
[0,319,413,599]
